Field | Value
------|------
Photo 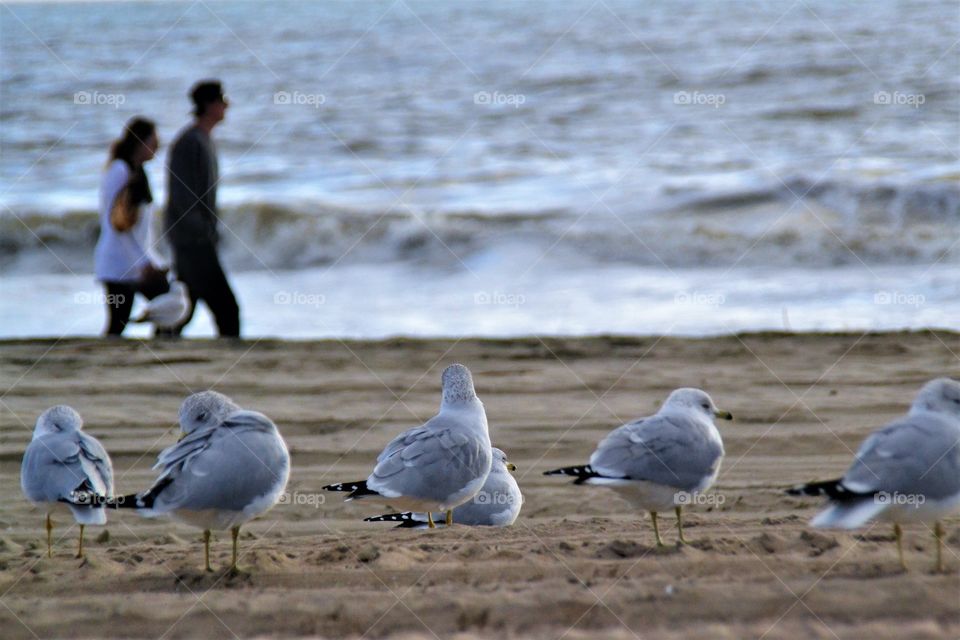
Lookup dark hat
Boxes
[190,80,226,115]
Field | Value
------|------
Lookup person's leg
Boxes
[103,282,135,336]
[202,248,241,337]
[139,270,170,300]
[169,244,240,337]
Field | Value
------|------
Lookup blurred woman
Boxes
[94,117,170,336]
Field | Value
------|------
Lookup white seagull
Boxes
[110,391,290,571]
[133,280,190,330]
[789,377,960,571]
[544,388,731,546]
[21,405,114,558]
[364,447,521,528]
[324,364,493,528]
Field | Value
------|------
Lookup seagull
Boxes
[544,388,731,546]
[788,377,960,571]
[21,405,113,558]
[133,280,190,330]
[324,364,493,528]
[364,447,521,528]
[108,391,290,571]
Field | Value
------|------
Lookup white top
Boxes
[93,159,156,283]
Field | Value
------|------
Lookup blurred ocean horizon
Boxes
[1,0,958,338]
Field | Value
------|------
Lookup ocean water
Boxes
[2,0,958,338]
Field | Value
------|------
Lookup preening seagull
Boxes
[788,377,960,571]
[324,363,493,528]
[544,388,731,546]
[105,391,290,571]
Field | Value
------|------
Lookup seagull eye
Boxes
[701,403,710,410]
[197,412,207,421]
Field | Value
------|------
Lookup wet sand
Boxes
[1,332,958,639]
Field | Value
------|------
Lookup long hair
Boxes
[109,117,155,204]
[108,117,155,229]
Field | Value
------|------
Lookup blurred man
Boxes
[164,80,240,337]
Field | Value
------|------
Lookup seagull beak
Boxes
[714,409,733,421]
[506,462,517,472]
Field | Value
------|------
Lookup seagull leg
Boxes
[203,529,212,572]
[445,510,453,526]
[45,514,53,558]
[934,521,945,573]
[650,511,664,547]
[675,506,688,544]
[427,512,436,529]
[231,526,240,571]
[76,524,85,559]
[894,523,906,571]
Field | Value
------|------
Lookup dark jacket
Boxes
[165,125,219,247]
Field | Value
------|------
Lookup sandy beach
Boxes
[1,332,958,639]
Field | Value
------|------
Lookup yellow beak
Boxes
[506,462,517,472]
[714,409,733,421]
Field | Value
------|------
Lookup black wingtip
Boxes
[120,476,175,510]
[364,512,413,523]
[786,479,856,500]
[364,513,426,528]
[544,464,598,478]
[111,493,142,509]
[324,480,380,500]
[393,518,425,529]
[323,481,364,492]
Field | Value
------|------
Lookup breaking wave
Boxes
[2,177,957,275]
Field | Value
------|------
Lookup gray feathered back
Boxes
[843,413,960,500]
[590,413,723,492]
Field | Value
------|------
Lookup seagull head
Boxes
[34,405,83,438]
[178,390,241,434]
[441,363,477,407]
[910,377,960,419]
[491,447,516,473]
[662,388,732,421]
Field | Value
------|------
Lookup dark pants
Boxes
[103,276,170,336]
[172,243,240,337]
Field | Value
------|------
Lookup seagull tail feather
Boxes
[543,464,602,485]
